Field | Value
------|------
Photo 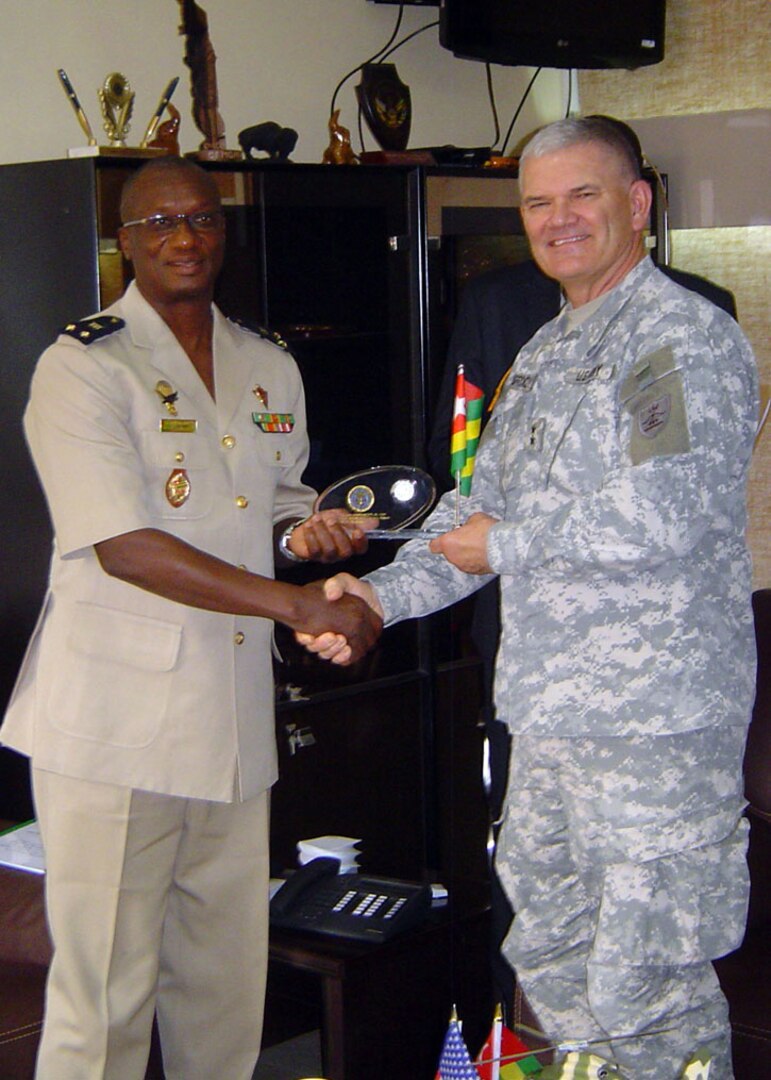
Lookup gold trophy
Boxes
[98,72,134,148]
[58,69,177,158]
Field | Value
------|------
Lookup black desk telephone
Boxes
[270,857,433,943]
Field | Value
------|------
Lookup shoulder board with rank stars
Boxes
[229,316,289,351]
[60,316,126,344]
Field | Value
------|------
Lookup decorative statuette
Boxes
[58,68,173,159]
[177,0,242,160]
[98,72,135,147]
[146,102,181,155]
[355,64,411,152]
[322,110,358,166]
[140,77,180,148]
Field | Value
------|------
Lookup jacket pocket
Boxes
[47,602,182,748]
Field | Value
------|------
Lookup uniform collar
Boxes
[111,282,252,428]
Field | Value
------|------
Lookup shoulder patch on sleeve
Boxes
[60,316,125,344]
[229,317,289,351]
[621,346,691,465]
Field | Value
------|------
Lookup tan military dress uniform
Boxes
[2,282,316,1079]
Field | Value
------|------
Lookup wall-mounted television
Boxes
[439,0,666,70]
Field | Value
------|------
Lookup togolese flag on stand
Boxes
[475,1006,542,1079]
[450,364,485,496]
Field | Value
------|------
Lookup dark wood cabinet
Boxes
[0,157,517,887]
[0,156,523,1073]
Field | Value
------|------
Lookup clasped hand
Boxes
[297,579,382,663]
[426,511,496,574]
[296,512,497,665]
[287,509,376,563]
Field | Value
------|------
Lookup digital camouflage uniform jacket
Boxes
[368,257,759,738]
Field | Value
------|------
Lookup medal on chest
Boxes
[165,468,191,507]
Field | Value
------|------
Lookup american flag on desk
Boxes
[434,1014,480,1079]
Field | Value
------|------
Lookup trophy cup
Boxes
[58,69,177,158]
[313,466,444,540]
[98,72,134,148]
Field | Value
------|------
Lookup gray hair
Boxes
[520,117,643,182]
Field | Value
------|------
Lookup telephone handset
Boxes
[270,857,433,943]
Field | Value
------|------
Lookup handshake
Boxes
[295,574,383,666]
[286,507,497,664]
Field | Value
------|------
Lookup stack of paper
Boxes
[0,819,45,874]
[297,835,361,874]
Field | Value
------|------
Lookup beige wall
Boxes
[2,1,767,578]
[579,0,771,586]
[0,1,566,165]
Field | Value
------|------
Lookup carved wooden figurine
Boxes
[322,110,358,166]
[148,103,182,155]
[177,0,240,159]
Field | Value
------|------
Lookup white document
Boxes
[0,819,45,874]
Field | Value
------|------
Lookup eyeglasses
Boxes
[121,210,224,237]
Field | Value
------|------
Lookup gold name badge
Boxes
[165,468,191,507]
[160,418,198,434]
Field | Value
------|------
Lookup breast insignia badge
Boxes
[155,380,179,415]
[165,468,191,507]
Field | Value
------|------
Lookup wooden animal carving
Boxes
[239,122,298,161]
[148,103,181,155]
[322,110,358,166]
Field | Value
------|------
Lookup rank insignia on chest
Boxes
[165,468,191,507]
[528,418,545,452]
[510,372,537,392]
[252,412,295,433]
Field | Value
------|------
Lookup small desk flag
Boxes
[450,364,485,497]
[435,1015,480,1079]
[475,1007,542,1079]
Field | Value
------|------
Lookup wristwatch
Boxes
[278,520,308,563]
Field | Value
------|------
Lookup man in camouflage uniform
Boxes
[300,117,759,1077]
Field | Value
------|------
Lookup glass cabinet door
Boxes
[214,164,432,693]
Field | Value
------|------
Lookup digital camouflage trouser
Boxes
[496,725,749,1079]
